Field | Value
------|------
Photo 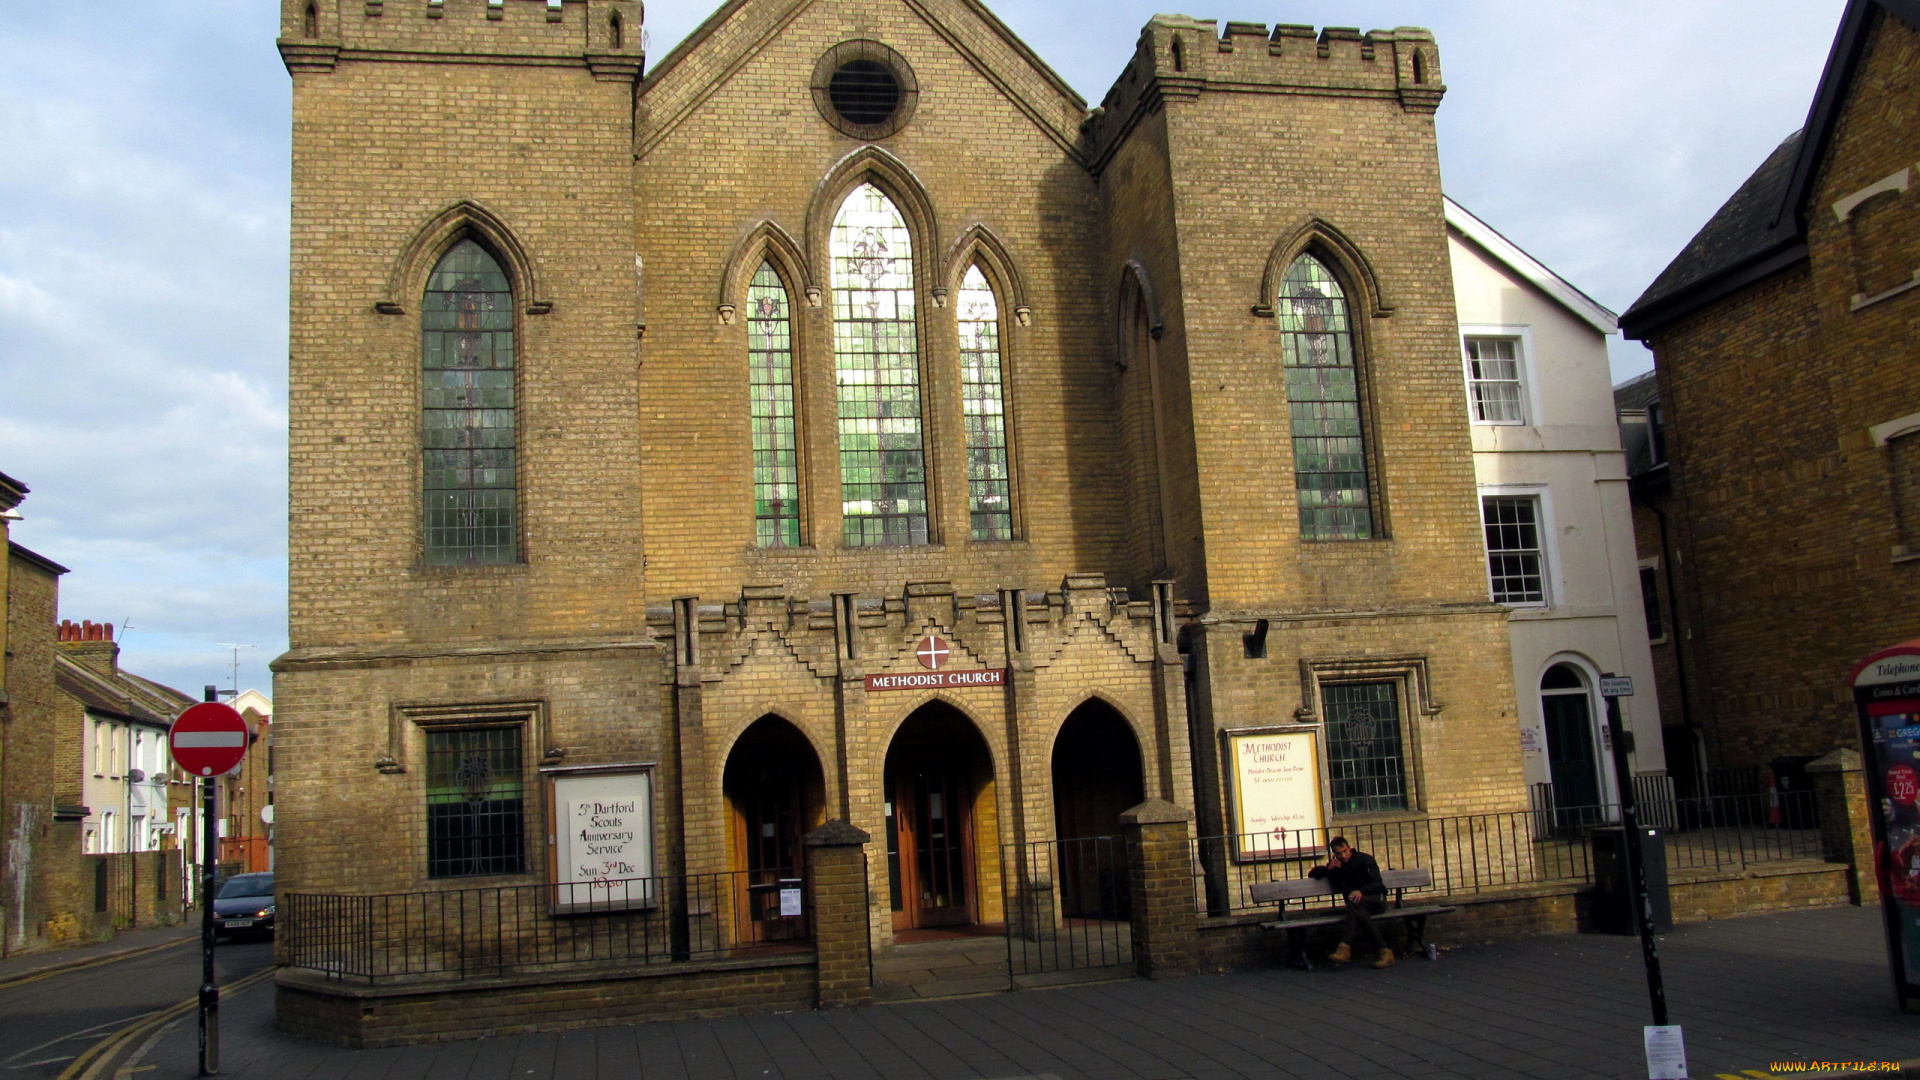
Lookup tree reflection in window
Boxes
[832,184,927,547]
[422,239,517,564]
[1278,254,1372,540]
[957,265,1012,540]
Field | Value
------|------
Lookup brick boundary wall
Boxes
[275,954,817,1048]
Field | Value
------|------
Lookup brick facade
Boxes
[1621,3,1920,776]
[274,0,1529,1017]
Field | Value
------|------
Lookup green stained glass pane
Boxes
[956,264,1012,540]
[747,262,801,547]
[1278,254,1372,541]
[422,239,517,565]
[832,185,928,546]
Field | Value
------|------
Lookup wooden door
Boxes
[886,755,976,929]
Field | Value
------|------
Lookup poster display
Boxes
[1223,726,1327,861]
[1853,643,1920,1009]
[547,766,655,913]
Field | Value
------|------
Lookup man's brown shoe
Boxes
[1372,948,1397,969]
[1328,943,1351,963]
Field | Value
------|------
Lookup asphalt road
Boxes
[0,935,274,1080]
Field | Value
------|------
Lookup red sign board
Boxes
[169,702,250,777]
[865,669,1006,692]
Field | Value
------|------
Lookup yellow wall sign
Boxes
[1223,726,1328,861]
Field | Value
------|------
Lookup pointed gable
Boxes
[637,0,1089,163]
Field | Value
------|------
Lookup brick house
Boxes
[272,0,1666,982]
[1618,0,1920,783]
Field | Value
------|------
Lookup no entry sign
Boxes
[169,701,250,777]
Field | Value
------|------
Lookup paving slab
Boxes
[118,906,1920,1080]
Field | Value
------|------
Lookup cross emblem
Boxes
[915,635,951,670]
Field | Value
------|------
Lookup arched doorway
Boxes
[722,716,826,941]
[1050,701,1145,919]
[1540,663,1602,828]
[884,702,995,931]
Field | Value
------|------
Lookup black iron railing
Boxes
[1193,793,1828,918]
[1002,836,1134,976]
[283,871,810,983]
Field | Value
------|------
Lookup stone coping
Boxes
[277,950,815,1000]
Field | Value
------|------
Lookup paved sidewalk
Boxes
[133,906,1920,1079]
[0,917,197,986]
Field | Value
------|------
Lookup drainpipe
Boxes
[1648,501,1699,782]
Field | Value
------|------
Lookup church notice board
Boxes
[544,764,655,914]
[1223,726,1329,862]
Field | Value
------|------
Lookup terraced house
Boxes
[270,0,1672,1035]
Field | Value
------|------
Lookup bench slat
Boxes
[1248,867,1435,905]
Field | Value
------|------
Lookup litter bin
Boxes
[1591,826,1672,935]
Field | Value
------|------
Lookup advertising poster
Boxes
[547,766,655,913]
[1224,726,1327,861]
[1852,643,1920,1008]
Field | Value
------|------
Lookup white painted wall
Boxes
[1448,225,1666,803]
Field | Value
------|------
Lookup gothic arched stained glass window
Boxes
[748,262,801,547]
[422,239,518,565]
[957,264,1012,541]
[1278,253,1373,541]
[832,183,928,547]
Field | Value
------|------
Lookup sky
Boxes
[0,0,1848,698]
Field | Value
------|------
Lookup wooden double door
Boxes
[885,748,978,930]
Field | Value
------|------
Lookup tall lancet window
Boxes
[422,239,518,564]
[832,183,927,547]
[1278,253,1372,541]
[748,262,801,547]
[957,265,1012,540]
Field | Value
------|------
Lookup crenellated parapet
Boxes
[1083,16,1445,168]
[276,0,643,82]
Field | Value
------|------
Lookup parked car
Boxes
[212,872,274,940]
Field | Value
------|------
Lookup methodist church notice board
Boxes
[1223,726,1328,861]
[545,764,655,913]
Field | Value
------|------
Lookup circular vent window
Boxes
[812,41,918,139]
[829,60,901,126]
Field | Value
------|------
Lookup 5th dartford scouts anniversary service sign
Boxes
[546,765,655,912]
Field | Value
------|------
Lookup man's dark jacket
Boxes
[1309,849,1386,900]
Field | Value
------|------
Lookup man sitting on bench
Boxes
[1307,837,1394,969]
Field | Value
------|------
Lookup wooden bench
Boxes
[1250,868,1455,970]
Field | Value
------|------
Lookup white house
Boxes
[1445,198,1666,817]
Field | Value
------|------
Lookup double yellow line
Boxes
[0,938,191,992]
[55,967,276,1080]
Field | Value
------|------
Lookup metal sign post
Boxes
[174,688,249,1078]
[1601,674,1687,1080]
[200,758,218,1076]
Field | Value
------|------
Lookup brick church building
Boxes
[272,0,1587,955]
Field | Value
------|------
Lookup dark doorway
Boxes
[723,716,826,942]
[884,703,994,931]
[1050,701,1144,919]
[1540,664,1603,829]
